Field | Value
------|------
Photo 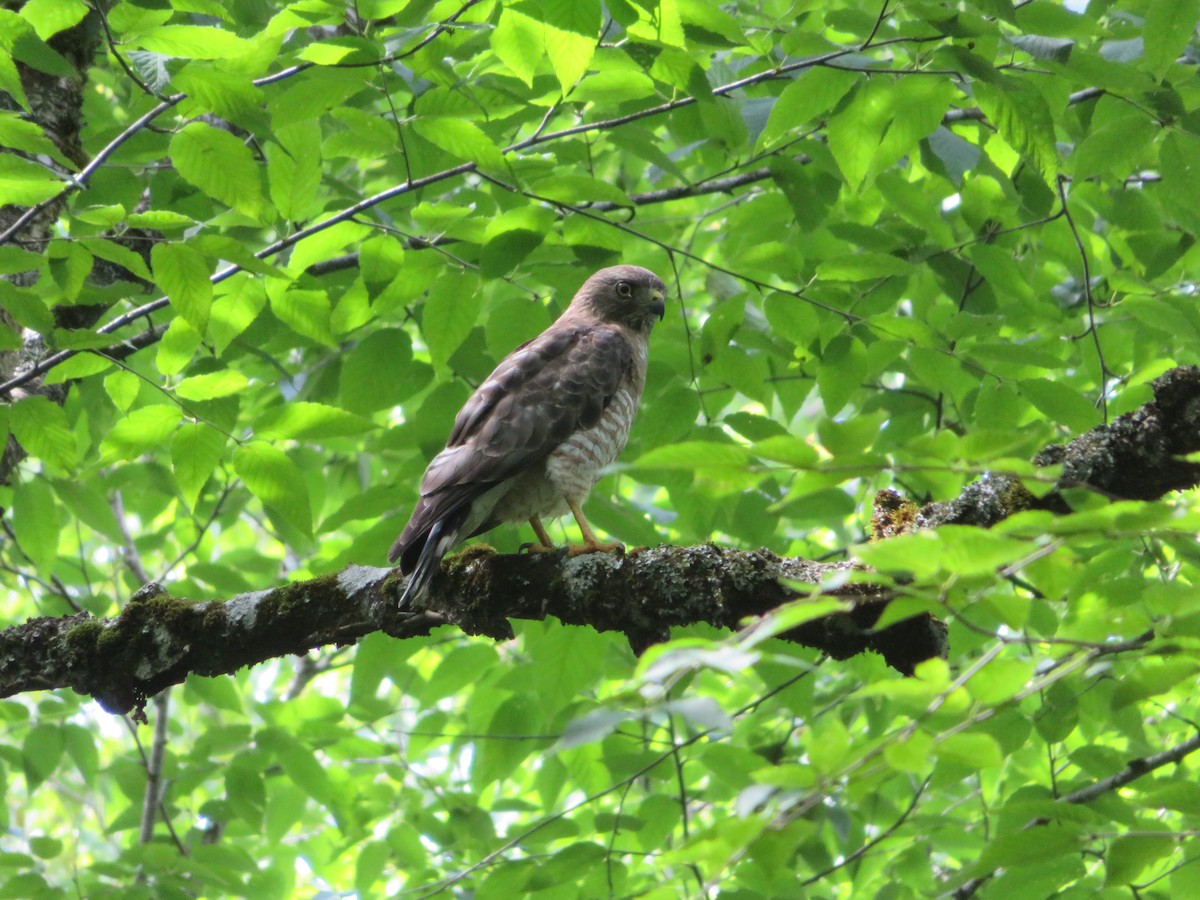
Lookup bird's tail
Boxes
[395,514,465,609]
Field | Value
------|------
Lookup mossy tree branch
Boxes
[1,367,1197,718]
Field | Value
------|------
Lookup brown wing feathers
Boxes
[389,264,663,607]
[388,325,632,602]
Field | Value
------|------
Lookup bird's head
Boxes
[569,265,666,333]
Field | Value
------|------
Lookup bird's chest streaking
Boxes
[546,383,640,501]
[491,379,643,524]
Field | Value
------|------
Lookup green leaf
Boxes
[491,8,543,86]
[411,117,504,171]
[1018,378,1100,433]
[816,253,911,281]
[50,479,123,543]
[572,68,656,103]
[759,68,858,150]
[21,723,63,791]
[169,122,262,218]
[133,24,255,60]
[268,287,334,346]
[481,206,555,277]
[175,65,265,126]
[18,0,87,40]
[1105,833,1176,885]
[543,23,596,95]
[152,243,213,332]
[1072,112,1154,179]
[339,328,427,415]
[0,111,73,167]
[883,729,934,774]
[815,335,868,416]
[265,141,321,223]
[233,442,312,535]
[175,370,250,401]
[101,405,182,463]
[80,237,152,282]
[1112,657,1200,708]
[172,422,228,511]
[973,77,1058,180]
[934,733,1003,769]
[421,273,481,370]
[286,220,369,275]
[9,396,78,470]
[12,477,59,572]
[1142,0,1200,77]
[633,441,752,470]
[826,80,891,190]
[255,402,375,441]
[210,279,267,354]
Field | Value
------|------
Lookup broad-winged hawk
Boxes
[389,265,666,607]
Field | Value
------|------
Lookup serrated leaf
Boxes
[0,111,73,167]
[233,442,312,535]
[1105,833,1175,886]
[817,253,911,281]
[12,477,59,572]
[340,328,427,414]
[1072,113,1155,180]
[172,423,227,510]
[1018,378,1099,433]
[634,441,752,470]
[152,243,213,332]
[101,405,182,463]
[1143,0,1200,76]
[1008,34,1074,62]
[421,274,481,370]
[80,237,152,282]
[174,370,250,401]
[157,317,202,376]
[265,141,321,223]
[209,279,267,354]
[21,723,64,791]
[815,335,868,415]
[759,68,858,150]
[826,81,890,190]
[544,24,595,95]
[268,288,334,346]
[973,77,1058,180]
[9,396,78,470]
[125,210,197,229]
[50,479,123,542]
[491,8,542,86]
[255,402,375,441]
[133,24,254,60]
[927,125,981,183]
[19,0,87,40]
[169,122,262,218]
[411,117,503,171]
[104,370,139,412]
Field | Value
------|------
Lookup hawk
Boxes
[390,265,666,607]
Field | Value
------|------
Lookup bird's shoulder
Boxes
[446,320,633,448]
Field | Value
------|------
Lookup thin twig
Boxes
[1056,175,1110,422]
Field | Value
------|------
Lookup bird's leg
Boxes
[565,499,624,556]
[521,515,557,553]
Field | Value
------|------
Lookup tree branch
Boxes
[3,366,1199,717]
[0,548,929,717]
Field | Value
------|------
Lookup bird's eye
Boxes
[616,281,632,298]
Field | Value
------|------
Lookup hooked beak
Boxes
[650,289,665,321]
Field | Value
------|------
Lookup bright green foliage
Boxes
[2,0,1200,897]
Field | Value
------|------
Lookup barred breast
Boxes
[545,385,640,504]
